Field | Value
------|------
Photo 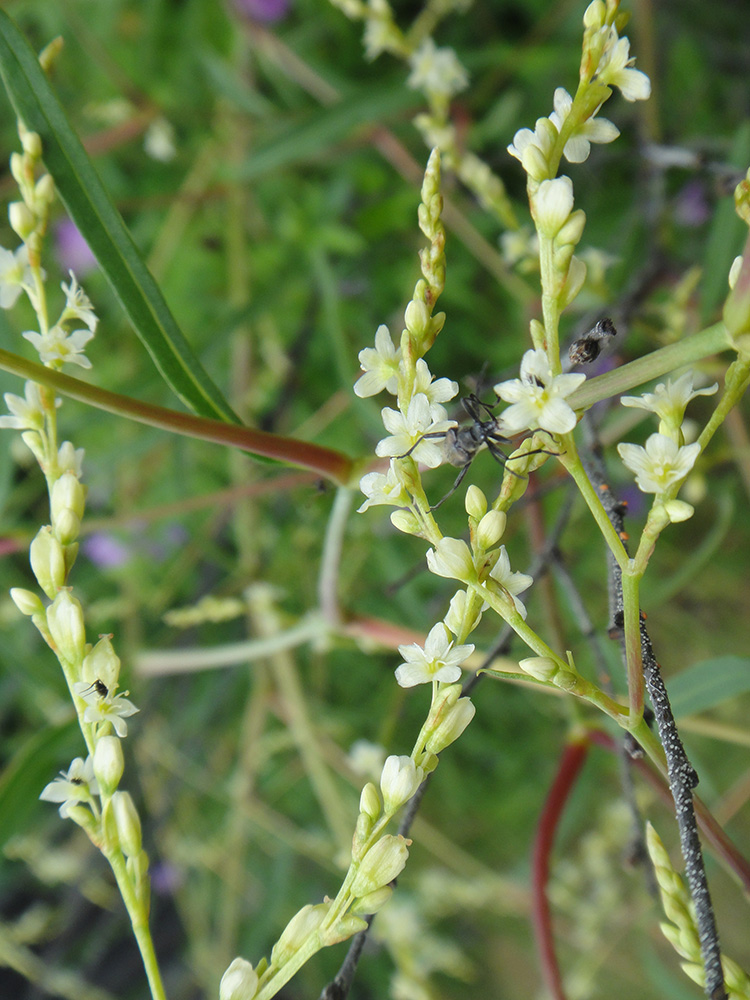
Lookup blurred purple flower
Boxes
[55,219,98,277]
[674,180,711,227]
[150,861,184,895]
[233,0,291,22]
[83,532,132,569]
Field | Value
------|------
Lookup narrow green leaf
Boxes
[0,10,238,424]
[669,657,750,718]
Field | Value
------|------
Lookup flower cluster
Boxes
[508,1,650,183]
[1,128,152,949]
[617,372,715,506]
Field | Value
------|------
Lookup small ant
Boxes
[400,393,547,508]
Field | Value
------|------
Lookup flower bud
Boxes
[390,509,422,536]
[534,176,574,237]
[351,835,409,897]
[424,696,475,755]
[464,484,487,520]
[82,635,121,689]
[220,958,259,1000]
[21,431,45,466]
[9,152,25,185]
[30,527,67,597]
[271,903,329,966]
[46,590,86,664]
[21,130,42,159]
[556,209,586,248]
[55,509,81,546]
[519,656,559,682]
[350,886,393,916]
[476,510,507,550]
[663,499,694,523]
[320,912,369,946]
[359,782,381,822]
[35,174,55,205]
[111,791,142,858]
[10,587,45,617]
[380,756,424,815]
[9,201,35,239]
[583,1,606,28]
[94,735,124,795]
[51,472,86,524]
[404,298,429,338]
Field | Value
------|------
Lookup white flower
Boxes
[0,244,31,309]
[534,176,575,237]
[406,39,469,99]
[79,688,139,737]
[0,380,47,430]
[358,462,411,512]
[507,118,558,180]
[376,394,455,468]
[488,545,533,619]
[57,440,85,476]
[494,349,585,435]
[60,272,98,332]
[425,536,475,582]
[23,324,94,369]
[380,755,424,812]
[596,32,651,102]
[549,88,619,163]
[354,325,401,398]
[413,358,458,405]
[620,372,718,429]
[395,622,474,687]
[444,589,482,635]
[617,434,701,494]
[39,756,99,817]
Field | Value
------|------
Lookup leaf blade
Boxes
[0,10,238,423]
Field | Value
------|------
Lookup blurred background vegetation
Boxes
[0,1,749,998]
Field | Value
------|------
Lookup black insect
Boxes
[80,678,109,700]
[568,317,617,365]
[400,394,529,508]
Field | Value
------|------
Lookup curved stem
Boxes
[531,737,589,1000]
[0,348,355,484]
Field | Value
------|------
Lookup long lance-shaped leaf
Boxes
[0,10,238,424]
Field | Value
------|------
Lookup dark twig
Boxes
[638,621,727,1000]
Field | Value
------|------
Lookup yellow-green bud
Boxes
[9,152,24,185]
[404,298,430,340]
[51,471,86,523]
[351,834,409,897]
[359,782,381,822]
[320,912,369,946]
[10,587,45,617]
[380,755,423,815]
[111,791,142,858]
[30,526,67,597]
[220,958,259,1000]
[424,696,475,755]
[476,510,506,550]
[663,499,694,523]
[46,590,86,664]
[82,635,121,689]
[390,509,422,536]
[21,431,45,466]
[519,656,559,682]
[557,209,586,248]
[464,484,487,520]
[9,201,35,239]
[35,174,55,205]
[271,903,329,966]
[350,886,393,916]
[21,130,42,159]
[93,736,124,795]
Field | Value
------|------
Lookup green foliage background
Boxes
[0,1,749,999]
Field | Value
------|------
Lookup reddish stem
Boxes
[531,737,589,1000]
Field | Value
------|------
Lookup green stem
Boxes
[107,848,167,1000]
[555,441,630,568]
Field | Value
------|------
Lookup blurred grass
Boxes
[0,1,749,999]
